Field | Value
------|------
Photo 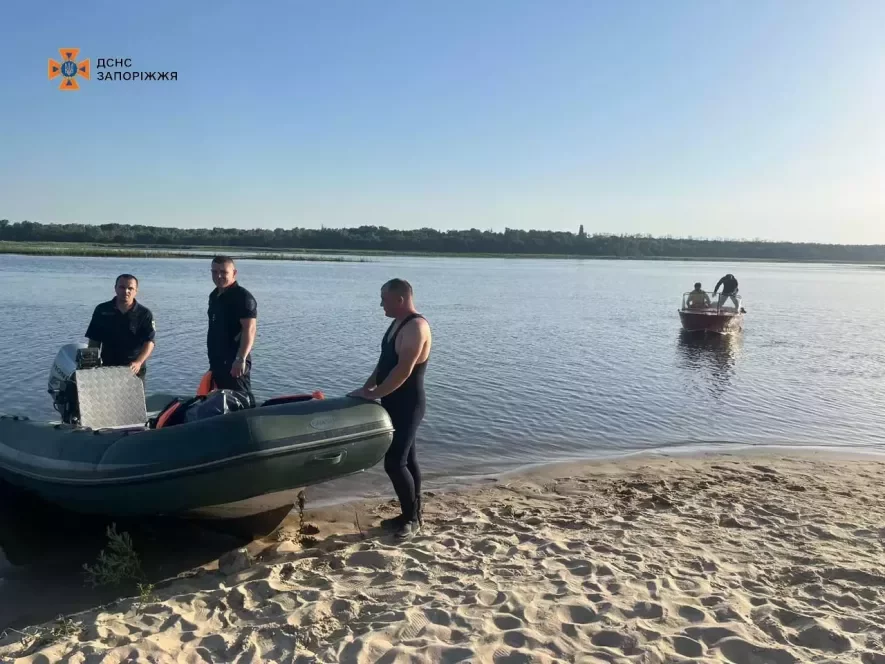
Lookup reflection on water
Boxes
[676,330,742,398]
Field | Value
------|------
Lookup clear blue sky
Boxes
[2,0,882,243]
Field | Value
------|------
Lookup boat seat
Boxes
[74,366,147,429]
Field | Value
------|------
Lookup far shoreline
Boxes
[2,241,885,266]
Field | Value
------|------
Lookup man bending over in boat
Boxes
[686,282,712,309]
[713,273,740,312]
[206,256,258,405]
[349,278,432,541]
[85,273,156,383]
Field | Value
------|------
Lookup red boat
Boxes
[678,291,745,335]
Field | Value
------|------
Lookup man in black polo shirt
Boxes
[207,255,257,403]
[85,273,156,380]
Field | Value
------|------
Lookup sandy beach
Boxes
[2,450,885,663]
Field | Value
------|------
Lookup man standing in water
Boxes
[206,256,258,404]
[350,278,432,540]
[85,273,156,382]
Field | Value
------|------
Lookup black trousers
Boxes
[210,358,254,405]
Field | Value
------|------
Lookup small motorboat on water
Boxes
[0,344,393,527]
[678,291,746,335]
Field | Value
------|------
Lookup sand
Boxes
[2,450,885,663]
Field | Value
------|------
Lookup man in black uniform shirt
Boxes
[207,255,258,403]
[85,274,156,380]
[713,273,740,311]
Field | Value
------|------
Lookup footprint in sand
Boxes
[492,649,535,664]
[677,604,707,623]
[792,624,853,653]
[836,617,874,633]
[591,543,620,555]
[823,567,885,587]
[717,637,797,664]
[424,607,453,626]
[671,635,704,657]
[768,607,815,629]
[555,604,598,625]
[473,539,504,555]
[368,609,407,626]
[700,595,726,607]
[590,630,639,654]
[478,590,507,606]
[436,646,475,662]
[503,630,531,649]
[713,606,743,622]
[563,558,593,577]
[683,626,741,646]
[630,601,664,620]
[331,599,354,615]
[606,581,624,595]
[346,550,400,571]
[493,615,523,631]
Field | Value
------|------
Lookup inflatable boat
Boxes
[0,344,393,521]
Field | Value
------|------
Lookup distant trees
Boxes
[1,219,883,262]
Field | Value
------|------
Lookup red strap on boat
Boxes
[155,401,183,429]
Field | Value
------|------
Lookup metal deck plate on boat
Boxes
[76,367,147,429]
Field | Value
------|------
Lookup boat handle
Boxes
[311,451,345,464]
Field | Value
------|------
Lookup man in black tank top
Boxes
[349,278,432,540]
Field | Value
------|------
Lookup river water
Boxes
[1,253,884,509]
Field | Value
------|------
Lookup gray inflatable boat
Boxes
[0,345,393,520]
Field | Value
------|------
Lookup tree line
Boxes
[1,219,883,262]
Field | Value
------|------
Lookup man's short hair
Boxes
[382,278,413,298]
[694,282,702,289]
[116,273,138,287]
[212,255,236,268]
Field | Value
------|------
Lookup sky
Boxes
[1,0,883,244]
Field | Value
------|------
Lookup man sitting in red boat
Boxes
[686,282,712,309]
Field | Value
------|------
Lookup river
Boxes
[1,253,884,508]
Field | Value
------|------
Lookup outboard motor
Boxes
[48,343,102,424]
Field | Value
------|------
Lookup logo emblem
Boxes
[48,48,90,91]
[309,417,335,431]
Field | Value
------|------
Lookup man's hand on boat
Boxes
[347,387,377,400]
[129,360,143,375]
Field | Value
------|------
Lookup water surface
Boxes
[1,253,883,508]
